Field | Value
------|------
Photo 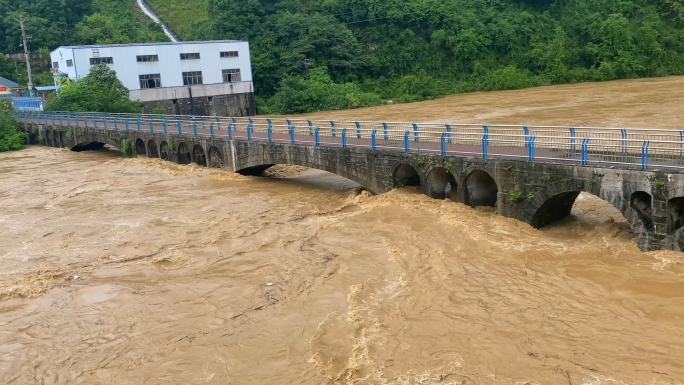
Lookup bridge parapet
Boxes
[16,111,684,252]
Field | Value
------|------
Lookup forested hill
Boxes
[3,0,684,115]
[139,0,684,113]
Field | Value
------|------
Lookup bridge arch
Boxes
[393,163,422,188]
[208,146,224,168]
[135,138,146,156]
[148,139,159,158]
[159,141,169,161]
[192,144,207,166]
[464,170,498,208]
[177,142,191,164]
[426,167,457,200]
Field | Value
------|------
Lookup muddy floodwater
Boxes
[2,77,684,384]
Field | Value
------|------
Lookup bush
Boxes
[151,107,166,114]
[0,100,25,152]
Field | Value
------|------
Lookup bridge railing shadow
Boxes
[14,111,684,171]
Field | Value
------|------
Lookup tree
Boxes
[0,99,25,152]
[45,63,143,113]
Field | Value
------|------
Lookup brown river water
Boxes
[2,77,684,384]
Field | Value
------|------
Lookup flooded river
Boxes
[2,77,684,384]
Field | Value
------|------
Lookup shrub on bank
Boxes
[0,99,25,152]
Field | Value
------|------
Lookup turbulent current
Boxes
[2,77,684,384]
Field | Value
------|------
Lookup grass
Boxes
[145,0,208,38]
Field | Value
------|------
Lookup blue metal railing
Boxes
[14,110,684,171]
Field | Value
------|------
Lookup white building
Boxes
[49,40,256,116]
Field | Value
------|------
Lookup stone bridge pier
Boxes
[21,123,684,252]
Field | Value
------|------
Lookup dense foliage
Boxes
[45,64,143,113]
[4,0,684,114]
[190,0,684,113]
[0,99,25,152]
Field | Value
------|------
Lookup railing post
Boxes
[248,117,254,133]
[445,124,452,144]
[67,113,71,127]
[84,115,89,128]
[247,124,252,141]
[641,140,650,170]
[412,123,419,142]
[267,119,273,142]
[355,122,361,139]
[59,114,62,126]
[404,131,410,153]
[680,131,683,157]
[193,121,198,136]
[528,136,536,161]
[201,116,206,129]
[94,116,98,129]
[315,127,320,146]
[482,125,489,159]
[227,123,232,139]
[621,128,628,155]
[440,133,446,156]
[581,138,589,166]
[308,120,313,136]
[210,122,215,138]
[523,126,530,148]
[51,114,55,126]
[114,118,118,130]
[289,125,295,144]
[163,119,167,134]
[137,118,141,132]
[371,129,377,150]
[331,121,336,137]
[125,118,130,131]
[150,118,154,133]
[382,122,389,141]
[75,112,79,128]
[570,127,577,152]
[176,121,181,134]
[342,128,347,148]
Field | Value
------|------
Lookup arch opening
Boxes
[177,142,191,165]
[192,144,207,167]
[465,170,498,208]
[427,167,457,200]
[135,138,146,156]
[71,141,106,152]
[208,146,224,168]
[630,191,654,231]
[393,164,421,188]
[531,191,582,228]
[159,141,169,161]
[148,140,159,158]
[668,197,684,233]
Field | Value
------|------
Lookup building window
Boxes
[66,59,73,67]
[222,69,241,82]
[136,55,159,62]
[92,49,100,58]
[52,61,59,69]
[90,57,113,65]
[139,74,162,89]
[182,71,203,85]
[180,53,200,60]
[220,51,239,58]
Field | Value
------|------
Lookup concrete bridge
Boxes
[16,111,684,252]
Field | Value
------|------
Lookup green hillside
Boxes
[145,0,684,114]
[3,0,684,115]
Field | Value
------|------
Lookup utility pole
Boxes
[16,16,34,97]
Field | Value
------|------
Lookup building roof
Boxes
[0,76,20,88]
[52,40,248,52]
